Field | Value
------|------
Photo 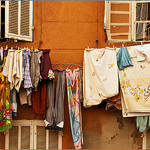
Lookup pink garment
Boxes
[66,68,83,149]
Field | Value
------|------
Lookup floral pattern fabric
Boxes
[120,47,150,117]
[0,56,12,132]
[66,69,82,149]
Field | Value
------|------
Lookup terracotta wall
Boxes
[0,1,142,149]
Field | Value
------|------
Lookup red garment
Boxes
[32,81,49,117]
[40,49,52,80]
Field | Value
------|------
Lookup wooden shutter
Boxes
[105,1,132,42]
[5,120,34,149]
[5,120,63,149]
[5,1,33,41]
[33,120,62,149]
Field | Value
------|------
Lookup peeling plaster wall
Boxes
[82,108,142,149]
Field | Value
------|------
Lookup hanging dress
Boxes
[66,68,82,149]
[0,50,12,132]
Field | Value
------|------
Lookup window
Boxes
[5,120,62,149]
[105,1,150,42]
[0,1,33,42]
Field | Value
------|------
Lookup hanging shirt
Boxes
[2,50,23,91]
[40,49,52,80]
[22,49,32,95]
[29,50,43,90]
[117,47,133,70]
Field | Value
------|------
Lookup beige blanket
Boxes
[120,47,150,117]
[83,48,119,107]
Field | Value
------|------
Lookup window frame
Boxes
[5,120,63,149]
[105,1,132,42]
[5,1,33,42]
[132,1,150,42]
[105,1,150,43]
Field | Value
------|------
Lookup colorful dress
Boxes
[66,69,82,149]
[0,52,12,132]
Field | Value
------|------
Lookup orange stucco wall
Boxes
[0,1,143,149]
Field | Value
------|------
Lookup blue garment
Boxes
[136,116,150,132]
[117,47,133,70]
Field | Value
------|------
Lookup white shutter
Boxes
[105,1,132,42]
[5,1,33,41]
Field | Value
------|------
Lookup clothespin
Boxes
[18,47,19,51]
[113,45,115,49]
[122,43,124,48]
[140,41,143,47]
[87,46,89,49]
[60,67,62,71]
[11,46,13,50]
[31,46,33,52]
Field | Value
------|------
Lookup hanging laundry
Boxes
[0,47,3,65]
[117,47,133,70]
[40,49,52,80]
[10,88,17,117]
[22,49,32,95]
[136,116,150,132]
[105,92,121,111]
[66,68,83,149]
[29,50,43,90]
[44,70,65,130]
[83,48,119,107]
[1,49,8,69]
[133,44,150,62]
[2,50,23,91]
[119,47,150,117]
[0,50,12,132]
[32,80,48,117]
[19,86,32,106]
[79,68,83,102]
